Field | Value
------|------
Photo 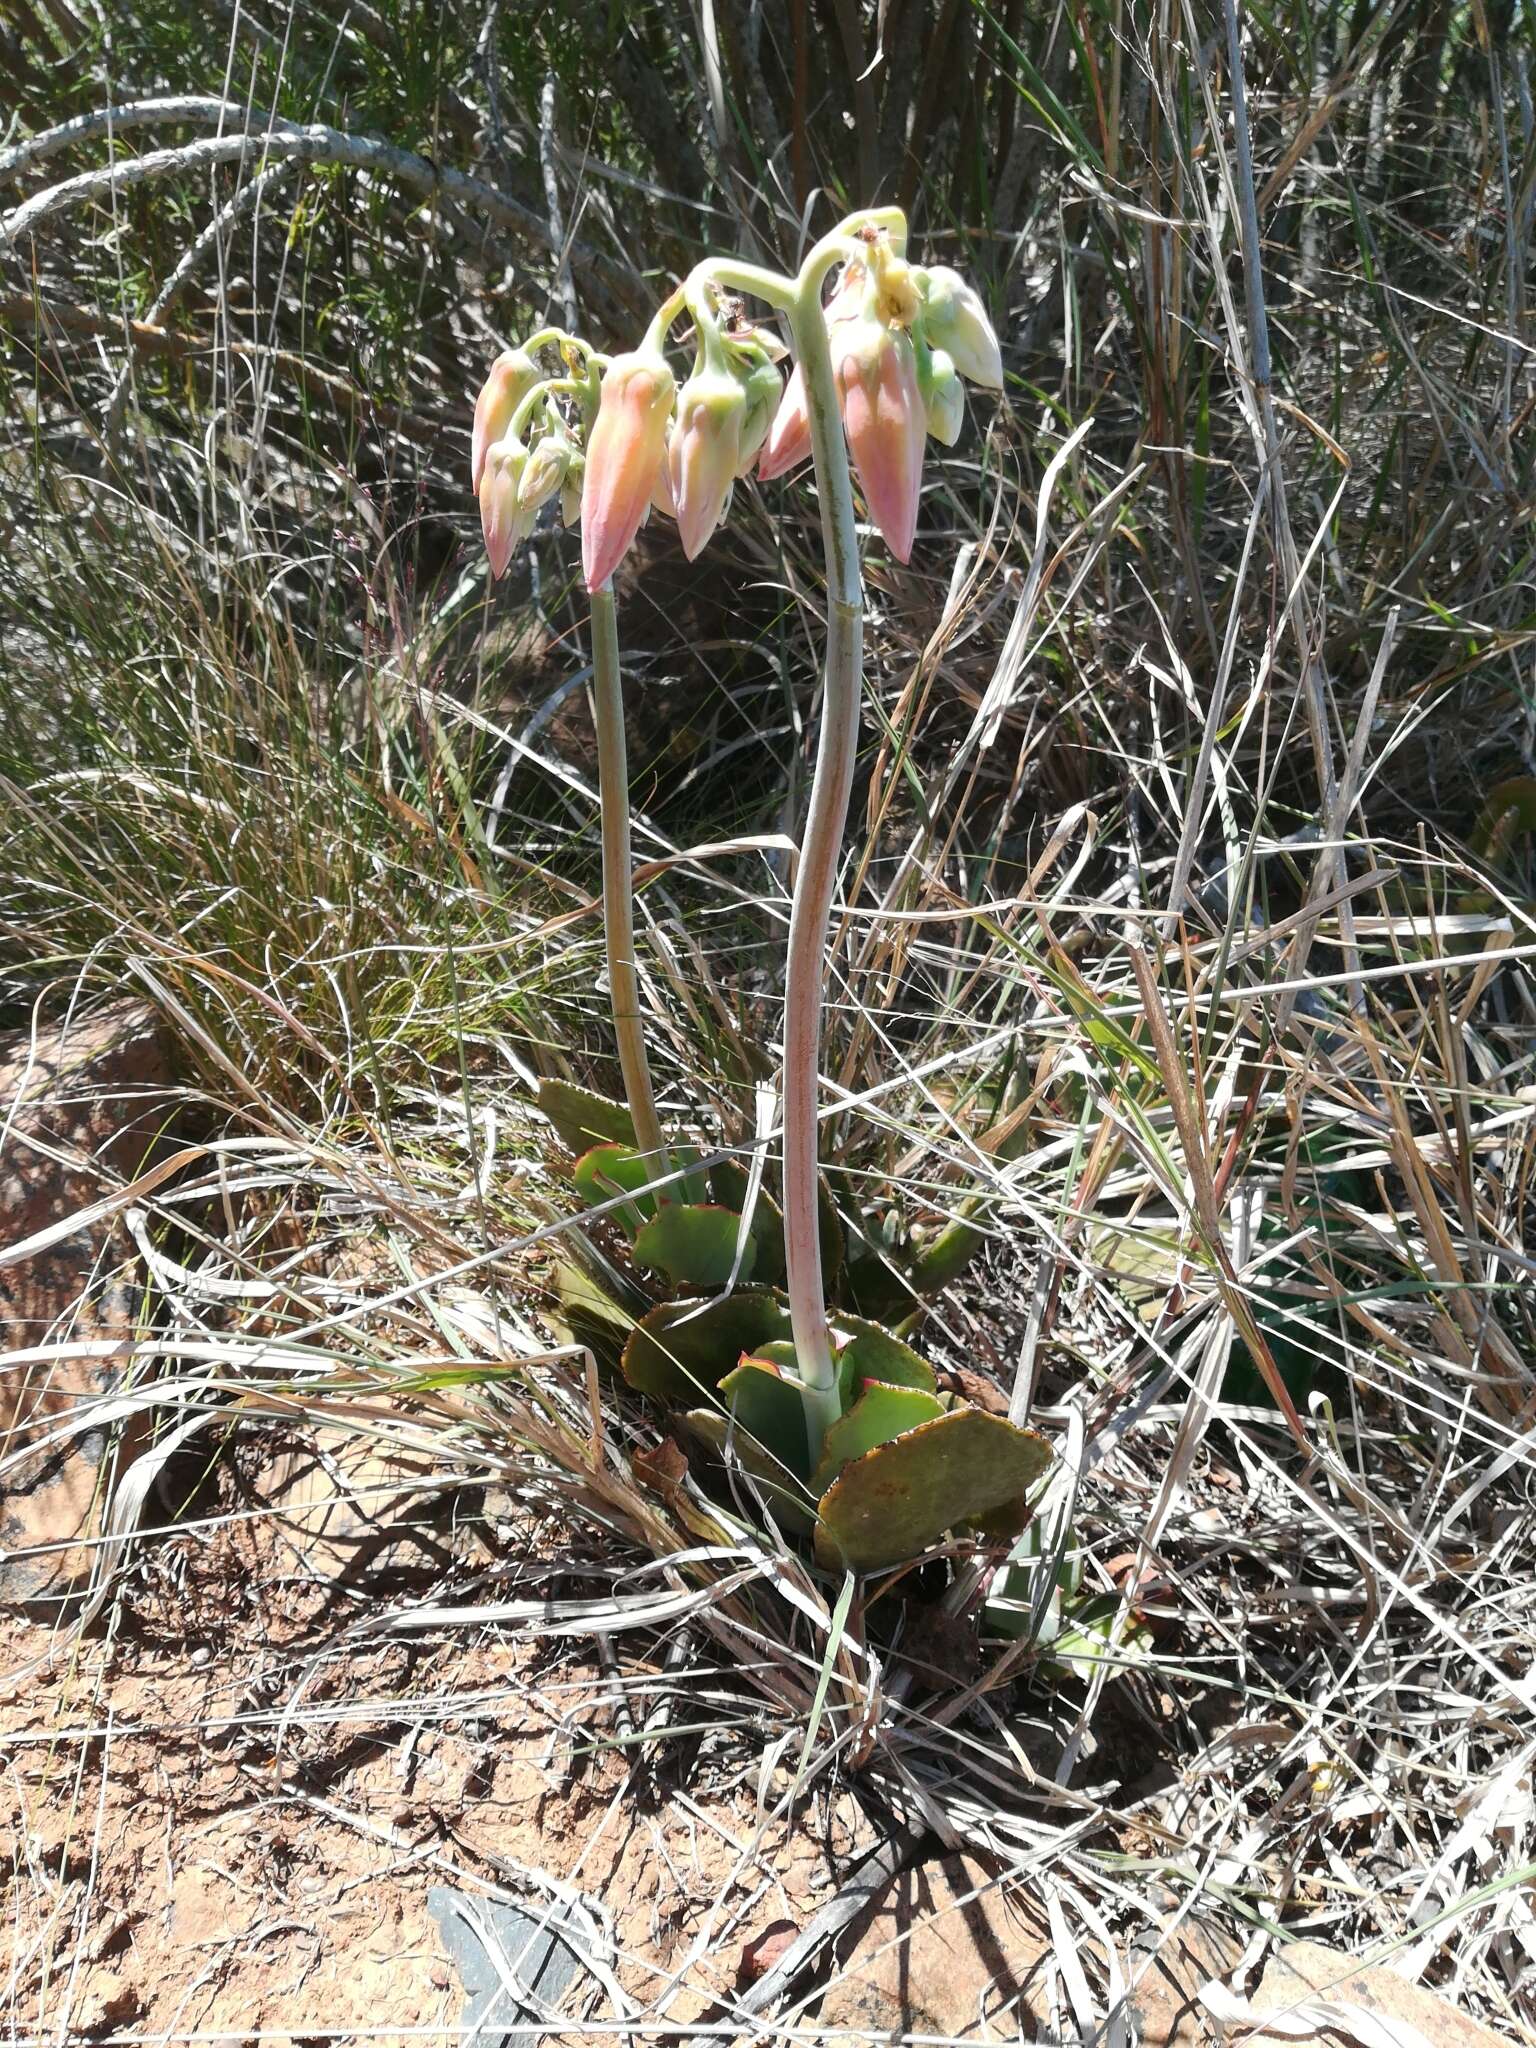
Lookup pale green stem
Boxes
[508,373,582,441]
[777,251,869,1466]
[590,583,672,1198]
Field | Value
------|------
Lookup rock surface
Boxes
[0,1002,184,1610]
[1240,1940,1512,2048]
[250,1434,478,1584]
[1131,1918,1512,2048]
[427,1885,592,2047]
[815,1852,1052,2041]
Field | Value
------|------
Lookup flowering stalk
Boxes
[678,208,964,1467]
[776,240,868,1457]
[470,332,670,1195]
[590,582,673,1196]
[520,207,1000,1471]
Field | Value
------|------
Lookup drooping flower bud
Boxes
[757,363,813,482]
[833,316,926,563]
[560,451,584,530]
[518,431,571,514]
[479,437,534,580]
[669,367,746,559]
[581,348,677,590]
[736,356,785,475]
[918,267,1004,390]
[472,348,540,493]
[757,261,866,483]
[920,346,965,447]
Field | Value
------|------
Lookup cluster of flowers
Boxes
[752,242,1002,564]
[471,341,590,581]
[471,228,1002,591]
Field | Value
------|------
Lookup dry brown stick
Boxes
[0,122,551,250]
[1,115,641,327]
[538,74,577,333]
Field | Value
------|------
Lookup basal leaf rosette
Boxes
[620,1288,1051,1572]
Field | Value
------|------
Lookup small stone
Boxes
[248,1436,450,1582]
[85,1914,134,1963]
[738,1917,798,1984]
[1243,1940,1512,2048]
[940,1364,1010,1415]
[1129,1910,1243,2048]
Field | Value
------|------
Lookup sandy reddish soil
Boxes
[0,1456,873,2044]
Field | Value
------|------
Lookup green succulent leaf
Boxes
[547,1258,637,1366]
[622,1289,791,1401]
[709,1160,787,1285]
[537,1079,636,1155]
[679,1408,816,1530]
[709,1159,752,1210]
[741,1340,801,1373]
[815,1409,1053,1573]
[811,1380,946,1494]
[633,1203,758,1288]
[818,1173,846,1288]
[573,1142,657,1233]
[707,1162,840,1287]
[1047,1595,1155,1683]
[908,1208,989,1293]
[842,1253,913,1324]
[718,1358,811,1479]
[834,1319,938,1394]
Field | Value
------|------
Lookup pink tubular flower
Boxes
[581,350,677,591]
[833,316,926,563]
[472,348,539,493]
[479,438,533,581]
[757,261,865,483]
[669,369,745,559]
[757,362,812,482]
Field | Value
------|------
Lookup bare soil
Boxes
[0,1477,873,2045]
